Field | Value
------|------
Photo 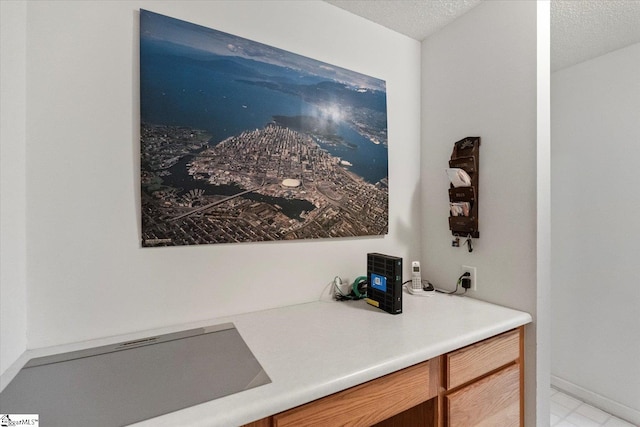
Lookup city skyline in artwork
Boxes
[140,9,388,246]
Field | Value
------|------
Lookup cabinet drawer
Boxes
[445,362,520,427]
[446,328,520,389]
[273,360,435,427]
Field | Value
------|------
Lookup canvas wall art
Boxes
[140,10,388,246]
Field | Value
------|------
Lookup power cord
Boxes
[333,276,367,301]
[435,272,470,296]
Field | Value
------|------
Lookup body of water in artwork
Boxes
[140,39,388,186]
[167,156,315,221]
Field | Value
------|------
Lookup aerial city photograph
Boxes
[140,9,389,246]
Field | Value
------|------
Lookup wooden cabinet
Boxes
[273,360,437,427]
[443,328,523,427]
[243,419,272,427]
[243,327,524,427]
[445,363,520,427]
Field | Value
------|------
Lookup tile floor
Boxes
[550,387,637,427]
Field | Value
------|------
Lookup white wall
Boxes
[0,1,28,375]
[2,3,549,424]
[551,43,640,424]
[0,0,421,362]
[420,1,543,425]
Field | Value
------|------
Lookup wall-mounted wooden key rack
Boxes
[448,137,480,240]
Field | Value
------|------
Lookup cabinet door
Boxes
[445,363,520,427]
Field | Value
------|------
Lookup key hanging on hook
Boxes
[452,236,460,247]
[465,235,473,253]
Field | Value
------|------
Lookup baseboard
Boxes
[551,375,640,425]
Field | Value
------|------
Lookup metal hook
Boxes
[465,235,473,253]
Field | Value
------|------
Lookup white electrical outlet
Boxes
[462,265,477,291]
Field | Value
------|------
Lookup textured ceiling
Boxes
[324,0,481,41]
[325,0,640,71]
[551,0,640,71]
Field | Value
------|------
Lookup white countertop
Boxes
[1,292,531,427]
